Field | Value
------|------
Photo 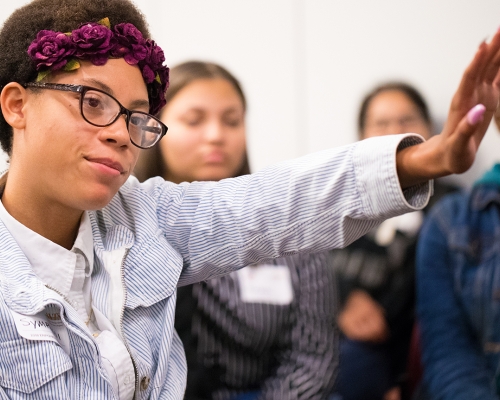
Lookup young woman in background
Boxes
[135,61,338,400]
[332,82,456,400]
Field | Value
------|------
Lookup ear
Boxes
[0,82,28,130]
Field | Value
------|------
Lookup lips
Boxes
[86,157,125,174]
[204,151,225,163]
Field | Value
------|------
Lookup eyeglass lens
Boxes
[129,114,164,148]
[82,89,163,148]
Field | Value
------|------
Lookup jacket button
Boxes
[140,376,150,391]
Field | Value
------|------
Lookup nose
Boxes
[99,114,131,147]
[389,121,406,135]
[378,120,408,136]
[204,120,225,143]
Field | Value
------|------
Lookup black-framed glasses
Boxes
[24,82,168,149]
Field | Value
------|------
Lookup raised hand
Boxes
[396,28,500,188]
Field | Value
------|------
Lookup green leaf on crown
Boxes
[36,69,51,82]
[98,17,111,28]
[63,59,81,71]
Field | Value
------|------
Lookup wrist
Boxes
[396,136,449,188]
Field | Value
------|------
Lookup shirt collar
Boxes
[471,184,500,211]
[74,212,95,274]
[0,199,94,296]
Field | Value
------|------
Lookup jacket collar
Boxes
[0,175,179,312]
[0,212,145,315]
[471,183,500,211]
[89,208,180,309]
[0,220,55,315]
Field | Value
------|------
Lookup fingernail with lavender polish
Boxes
[467,104,486,125]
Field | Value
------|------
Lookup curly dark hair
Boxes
[0,0,151,156]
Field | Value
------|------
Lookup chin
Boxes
[77,196,114,211]
[87,198,115,211]
[198,174,229,182]
[198,168,235,182]
[76,185,120,211]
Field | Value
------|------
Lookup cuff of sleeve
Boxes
[352,133,431,220]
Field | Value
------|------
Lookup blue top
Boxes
[417,164,500,400]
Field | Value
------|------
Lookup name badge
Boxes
[10,307,71,354]
[237,264,294,305]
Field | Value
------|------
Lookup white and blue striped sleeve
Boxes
[157,133,430,284]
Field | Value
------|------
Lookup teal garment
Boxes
[475,163,500,187]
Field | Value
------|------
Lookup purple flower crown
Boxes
[27,18,169,115]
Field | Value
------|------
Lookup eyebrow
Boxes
[185,106,243,114]
[84,78,150,111]
[222,107,243,114]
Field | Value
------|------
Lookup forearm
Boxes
[162,134,430,285]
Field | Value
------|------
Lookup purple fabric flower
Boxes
[143,40,165,70]
[72,23,114,66]
[149,66,169,115]
[141,64,155,84]
[111,23,147,64]
[27,30,75,70]
[26,20,169,115]
[140,40,166,84]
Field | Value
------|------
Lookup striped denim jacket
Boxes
[0,134,429,399]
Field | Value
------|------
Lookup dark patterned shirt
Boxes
[175,252,338,400]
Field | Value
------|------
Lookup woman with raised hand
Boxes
[135,60,338,400]
[0,0,499,398]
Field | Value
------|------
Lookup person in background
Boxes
[134,60,339,400]
[416,104,500,400]
[331,83,457,400]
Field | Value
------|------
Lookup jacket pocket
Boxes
[0,338,72,394]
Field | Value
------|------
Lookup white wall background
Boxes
[1,0,500,186]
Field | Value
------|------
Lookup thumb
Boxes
[452,104,486,148]
[442,104,487,175]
